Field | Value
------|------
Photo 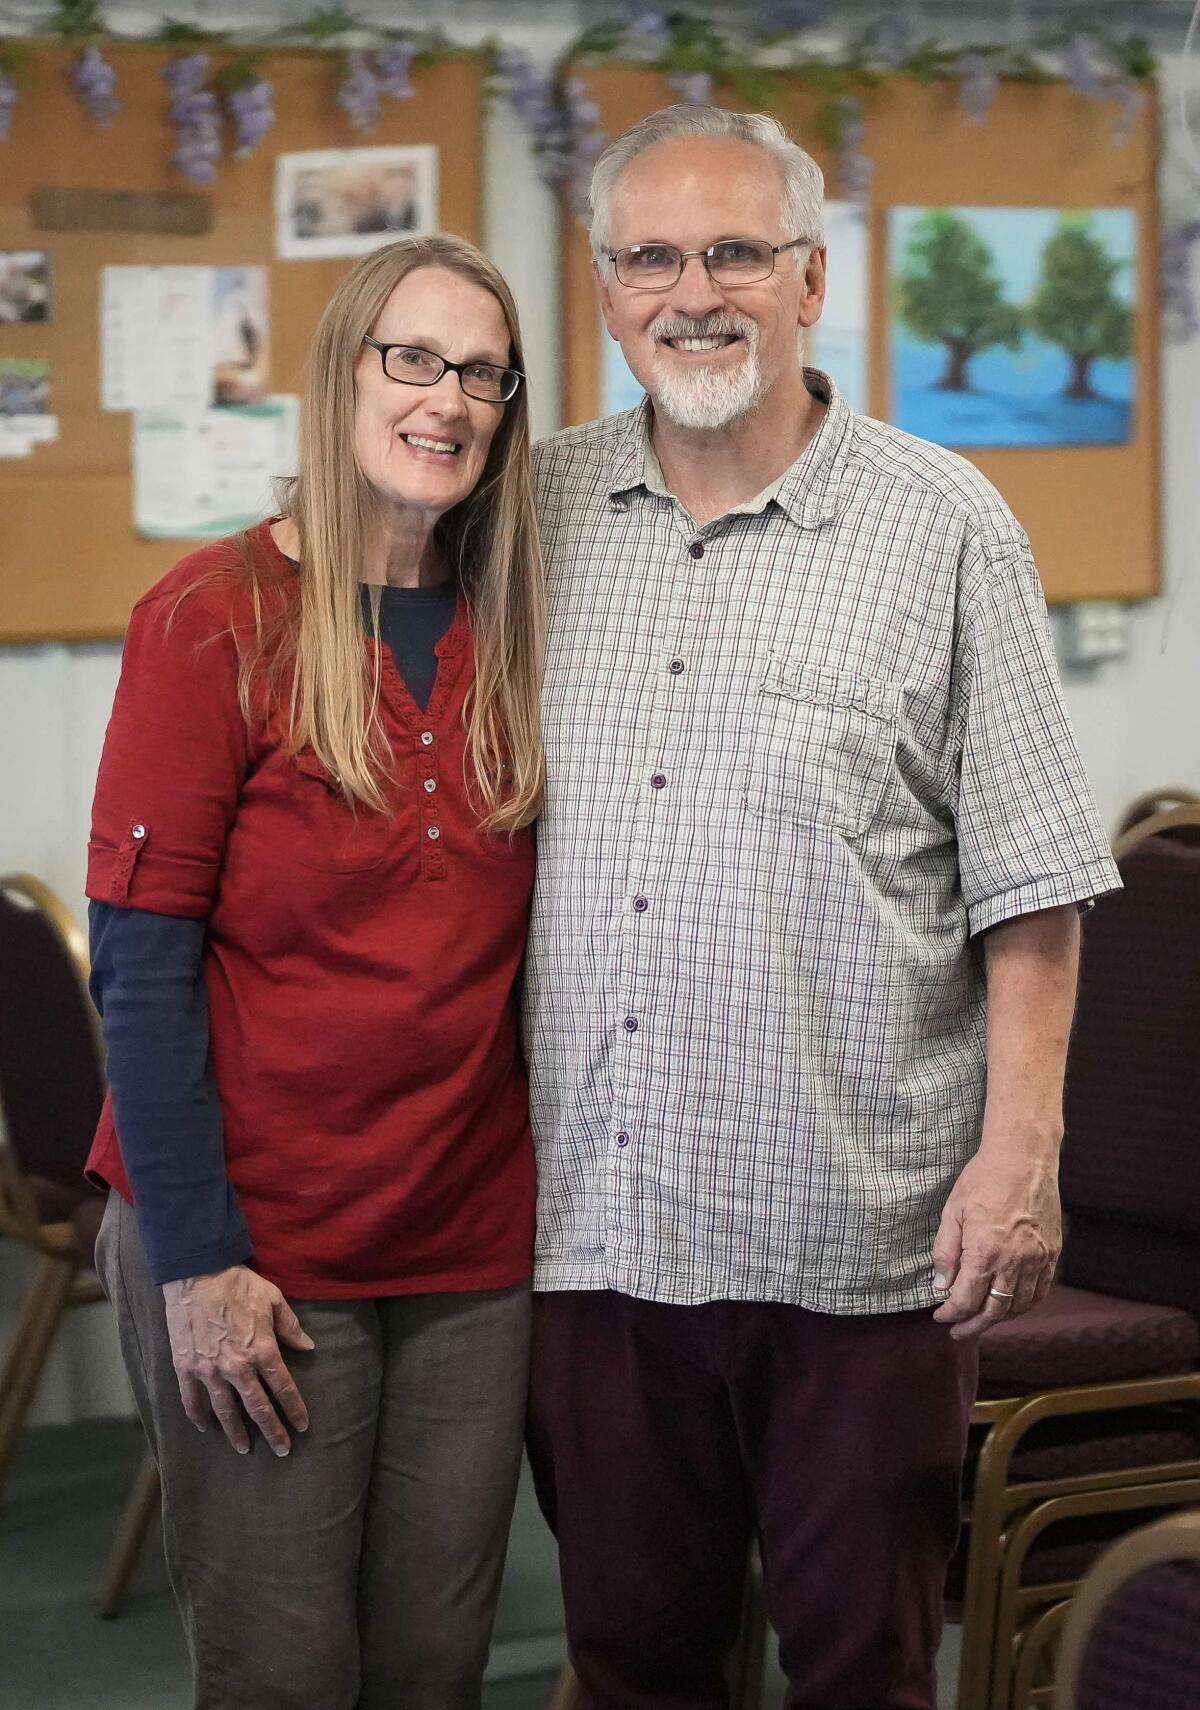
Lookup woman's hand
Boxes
[161,1266,314,1456]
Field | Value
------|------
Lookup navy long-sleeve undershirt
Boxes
[90,580,457,1286]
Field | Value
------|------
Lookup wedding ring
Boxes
[988,1287,1016,1301]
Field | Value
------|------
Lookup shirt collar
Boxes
[606,367,854,531]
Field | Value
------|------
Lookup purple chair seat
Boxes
[1074,1555,1200,1706]
[965,1408,1200,1487]
[947,1506,1180,1602]
[1020,1509,1181,1590]
[978,1284,1200,1398]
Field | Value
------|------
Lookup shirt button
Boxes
[427,825,441,841]
[668,658,685,675]
[420,731,434,747]
[130,823,146,840]
[633,895,648,913]
[650,773,666,790]
[688,541,704,559]
[623,1015,639,1033]
[616,1131,631,1148]
[423,779,437,793]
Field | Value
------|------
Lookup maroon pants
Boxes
[527,1291,978,1710]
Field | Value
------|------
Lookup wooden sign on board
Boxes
[29,187,214,236]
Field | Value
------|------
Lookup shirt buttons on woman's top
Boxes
[420,731,434,747]
[688,541,705,559]
[427,825,441,841]
[633,895,648,913]
[616,1131,631,1148]
[423,779,437,794]
[650,773,667,790]
[623,1015,639,1033]
[130,823,146,840]
[668,658,685,675]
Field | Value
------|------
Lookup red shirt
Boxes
[86,522,535,1298]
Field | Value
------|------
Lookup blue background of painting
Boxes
[890,206,1136,448]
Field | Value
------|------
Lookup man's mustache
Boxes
[647,312,758,345]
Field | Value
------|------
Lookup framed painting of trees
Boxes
[891,206,1135,448]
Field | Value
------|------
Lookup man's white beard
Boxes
[643,312,764,430]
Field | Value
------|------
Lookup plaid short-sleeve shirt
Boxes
[526,371,1120,1314]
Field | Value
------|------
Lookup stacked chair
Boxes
[1053,1509,1200,1710]
[953,799,1200,1709]
[545,794,1200,1710]
[0,873,159,1616]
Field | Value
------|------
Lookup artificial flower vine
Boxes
[0,2,1193,338]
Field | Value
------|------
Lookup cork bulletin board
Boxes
[561,70,1161,605]
[0,42,484,642]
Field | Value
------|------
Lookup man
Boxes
[526,105,1119,1710]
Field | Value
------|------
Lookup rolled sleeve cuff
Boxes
[87,834,220,918]
[966,860,1123,937]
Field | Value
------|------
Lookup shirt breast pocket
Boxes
[294,751,397,873]
[742,655,899,840]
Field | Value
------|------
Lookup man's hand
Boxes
[933,903,1079,1341]
[931,1146,1061,1341]
[162,1265,314,1456]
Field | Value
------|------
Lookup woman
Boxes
[88,234,543,1710]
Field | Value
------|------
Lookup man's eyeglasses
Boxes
[606,236,811,292]
[362,336,524,403]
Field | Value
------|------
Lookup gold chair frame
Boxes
[1111,789,1199,842]
[947,1374,1200,1708]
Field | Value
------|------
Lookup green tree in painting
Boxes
[1027,216,1132,400]
[895,209,1023,391]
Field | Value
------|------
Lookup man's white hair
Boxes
[589,104,825,269]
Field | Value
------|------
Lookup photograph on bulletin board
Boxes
[275,145,439,260]
[213,267,269,406]
[890,205,1137,449]
[600,201,870,418]
[0,357,58,460]
[0,251,52,323]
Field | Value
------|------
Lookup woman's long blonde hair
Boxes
[229,235,544,830]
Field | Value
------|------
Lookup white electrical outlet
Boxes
[1061,602,1130,667]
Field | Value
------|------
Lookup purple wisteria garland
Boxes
[0,4,1195,339]
[557,8,1155,205]
[161,53,222,185]
[337,43,419,131]
[0,57,18,143]
[1162,221,1200,343]
[492,48,606,220]
[71,43,119,123]
[222,62,276,159]
[494,6,1196,342]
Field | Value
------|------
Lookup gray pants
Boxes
[96,1192,531,1710]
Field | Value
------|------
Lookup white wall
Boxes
[2,7,1197,1421]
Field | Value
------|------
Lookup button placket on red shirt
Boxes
[371,594,471,883]
[416,725,446,879]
